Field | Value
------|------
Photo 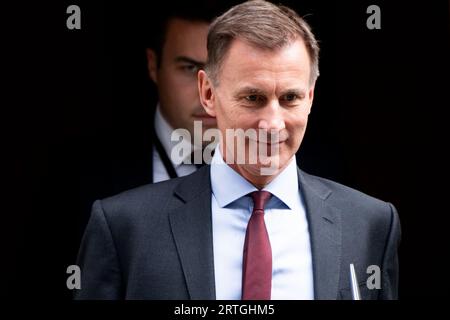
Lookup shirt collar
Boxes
[154,104,195,167]
[262,155,299,210]
[210,145,299,210]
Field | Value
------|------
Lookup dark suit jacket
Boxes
[75,165,400,300]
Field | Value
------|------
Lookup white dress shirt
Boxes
[152,105,198,183]
[210,146,314,300]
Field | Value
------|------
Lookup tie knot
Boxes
[250,191,272,211]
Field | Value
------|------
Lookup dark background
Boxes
[3,0,449,299]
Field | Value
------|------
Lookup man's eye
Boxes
[282,93,298,102]
[245,95,261,102]
[181,64,199,74]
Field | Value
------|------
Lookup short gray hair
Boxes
[205,0,320,86]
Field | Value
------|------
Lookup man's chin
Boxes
[241,157,282,177]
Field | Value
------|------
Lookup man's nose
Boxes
[257,100,286,131]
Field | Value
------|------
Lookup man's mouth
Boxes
[248,135,288,145]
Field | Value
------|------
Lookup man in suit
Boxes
[144,3,225,183]
[75,0,400,300]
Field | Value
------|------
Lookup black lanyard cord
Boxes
[153,130,178,179]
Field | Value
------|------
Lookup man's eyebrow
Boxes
[174,56,205,66]
[234,87,306,97]
[234,86,266,96]
[279,88,306,96]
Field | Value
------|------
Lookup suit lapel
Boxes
[168,166,216,299]
[298,168,342,299]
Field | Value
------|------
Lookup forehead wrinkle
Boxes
[232,71,305,97]
[218,38,311,90]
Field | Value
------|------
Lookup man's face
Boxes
[147,18,216,136]
[199,38,315,185]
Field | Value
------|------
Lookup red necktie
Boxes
[242,191,272,300]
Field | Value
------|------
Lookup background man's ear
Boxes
[146,48,158,84]
[198,70,216,117]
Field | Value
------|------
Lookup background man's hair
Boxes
[146,0,239,66]
[205,0,320,86]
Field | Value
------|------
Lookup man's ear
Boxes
[198,70,216,117]
[146,48,158,84]
[306,84,315,114]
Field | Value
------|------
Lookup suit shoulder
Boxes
[106,177,181,204]
[301,171,393,216]
[92,166,210,225]
[96,176,186,222]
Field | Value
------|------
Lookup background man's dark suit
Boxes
[75,165,400,300]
